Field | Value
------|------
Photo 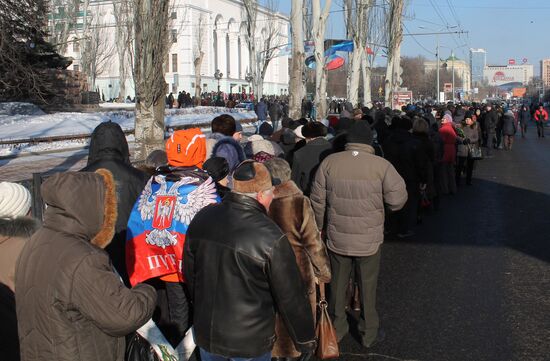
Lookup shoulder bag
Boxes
[315,283,339,359]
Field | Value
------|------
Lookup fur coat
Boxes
[268,180,331,357]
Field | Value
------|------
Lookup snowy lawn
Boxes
[0,103,256,157]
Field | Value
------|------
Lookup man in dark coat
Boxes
[291,122,333,196]
[185,161,317,361]
[383,116,428,237]
[81,121,147,286]
[518,104,531,138]
[483,104,499,156]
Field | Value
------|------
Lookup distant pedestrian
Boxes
[456,113,480,185]
[534,104,548,138]
[438,114,458,195]
[502,110,517,150]
[518,104,531,138]
[256,98,268,123]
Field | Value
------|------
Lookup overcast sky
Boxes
[274,0,549,75]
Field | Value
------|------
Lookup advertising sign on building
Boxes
[522,58,528,64]
[392,90,413,109]
[443,83,452,92]
[512,88,527,97]
[508,59,516,65]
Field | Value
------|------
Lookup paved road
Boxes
[337,131,550,360]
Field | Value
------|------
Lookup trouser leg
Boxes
[486,133,494,155]
[356,249,382,346]
[456,157,466,184]
[466,159,475,184]
[328,251,354,340]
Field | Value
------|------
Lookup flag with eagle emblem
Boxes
[126,174,219,285]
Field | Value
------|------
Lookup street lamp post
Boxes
[214,69,223,100]
[245,71,253,99]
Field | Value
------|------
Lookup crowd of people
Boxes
[0,97,545,361]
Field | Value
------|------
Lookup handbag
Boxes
[467,143,483,160]
[125,333,160,361]
[315,283,339,359]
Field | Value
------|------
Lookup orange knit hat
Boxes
[165,128,206,168]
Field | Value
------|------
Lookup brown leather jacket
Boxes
[310,143,407,257]
[15,170,156,361]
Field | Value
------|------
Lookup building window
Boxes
[73,64,79,72]
[171,11,177,20]
[226,34,230,77]
[171,29,177,43]
[172,83,177,93]
[172,54,178,73]
[191,82,195,89]
[72,40,80,52]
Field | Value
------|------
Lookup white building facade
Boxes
[61,0,290,100]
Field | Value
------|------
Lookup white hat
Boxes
[0,182,32,219]
[294,125,305,140]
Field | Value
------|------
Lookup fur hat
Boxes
[0,182,32,219]
[233,161,274,193]
[166,128,206,168]
[347,121,373,145]
[302,121,328,139]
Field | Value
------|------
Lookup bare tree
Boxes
[256,0,283,100]
[363,0,385,105]
[48,0,81,54]
[193,14,206,106]
[289,0,305,119]
[133,0,170,161]
[112,0,133,101]
[242,0,258,98]
[80,16,115,92]
[344,0,370,107]
[384,0,404,107]
[311,0,331,120]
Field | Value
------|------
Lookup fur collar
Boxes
[0,217,40,240]
[91,169,118,249]
[273,181,302,199]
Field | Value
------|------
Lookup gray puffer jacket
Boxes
[310,143,407,257]
[457,123,481,158]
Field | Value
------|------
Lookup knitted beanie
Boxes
[0,182,32,219]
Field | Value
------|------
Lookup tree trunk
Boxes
[384,0,404,108]
[362,52,372,106]
[312,0,332,121]
[133,0,170,161]
[289,0,304,119]
[347,45,362,107]
[194,53,204,106]
[134,101,165,161]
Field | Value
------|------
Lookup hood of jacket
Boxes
[87,121,131,165]
[0,217,40,242]
[41,169,117,248]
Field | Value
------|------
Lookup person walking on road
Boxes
[518,104,531,138]
[534,104,548,138]
[185,161,317,361]
[502,110,517,150]
[456,113,481,185]
[483,104,498,156]
[310,122,407,348]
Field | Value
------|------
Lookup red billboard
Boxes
[508,59,516,65]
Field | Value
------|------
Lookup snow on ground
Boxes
[0,103,257,157]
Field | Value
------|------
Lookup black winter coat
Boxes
[81,121,147,286]
[383,129,428,191]
[484,110,499,133]
[185,193,316,358]
[291,138,333,196]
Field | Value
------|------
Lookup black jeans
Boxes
[536,122,545,137]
